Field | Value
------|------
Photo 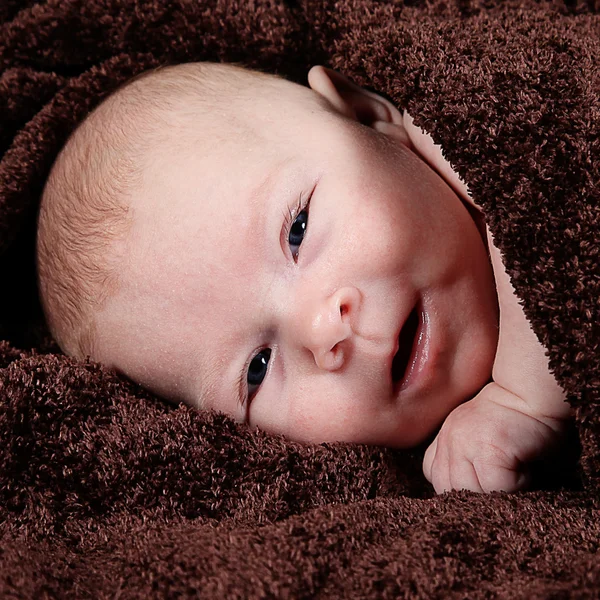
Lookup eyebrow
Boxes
[234,166,284,417]
[201,161,290,418]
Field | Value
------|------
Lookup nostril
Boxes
[323,344,344,371]
[334,287,361,325]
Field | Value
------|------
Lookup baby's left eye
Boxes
[288,210,308,260]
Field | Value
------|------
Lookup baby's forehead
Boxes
[92,65,331,181]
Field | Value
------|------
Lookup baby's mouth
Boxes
[391,303,420,386]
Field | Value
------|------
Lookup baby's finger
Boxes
[472,458,531,493]
[449,457,485,493]
[428,437,453,494]
[422,437,439,483]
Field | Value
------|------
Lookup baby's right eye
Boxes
[247,348,271,400]
[288,209,308,260]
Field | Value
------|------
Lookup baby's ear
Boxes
[307,65,413,149]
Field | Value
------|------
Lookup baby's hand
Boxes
[423,382,564,493]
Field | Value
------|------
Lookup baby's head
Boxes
[37,61,499,448]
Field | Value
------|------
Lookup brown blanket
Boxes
[1,0,599,596]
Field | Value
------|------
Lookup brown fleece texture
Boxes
[1,0,600,597]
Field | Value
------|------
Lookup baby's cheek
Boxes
[261,382,381,445]
[342,197,415,272]
[284,387,352,441]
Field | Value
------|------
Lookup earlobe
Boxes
[307,65,357,120]
[308,65,392,125]
[373,120,414,151]
[307,65,413,149]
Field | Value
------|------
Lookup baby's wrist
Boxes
[483,381,571,438]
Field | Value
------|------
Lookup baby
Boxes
[36,61,572,494]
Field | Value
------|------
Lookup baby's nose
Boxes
[301,287,361,371]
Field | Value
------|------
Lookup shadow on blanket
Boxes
[1,0,599,596]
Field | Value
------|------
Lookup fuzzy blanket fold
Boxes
[1,0,600,597]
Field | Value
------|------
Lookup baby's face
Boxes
[94,66,499,448]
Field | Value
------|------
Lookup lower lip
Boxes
[398,303,429,392]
